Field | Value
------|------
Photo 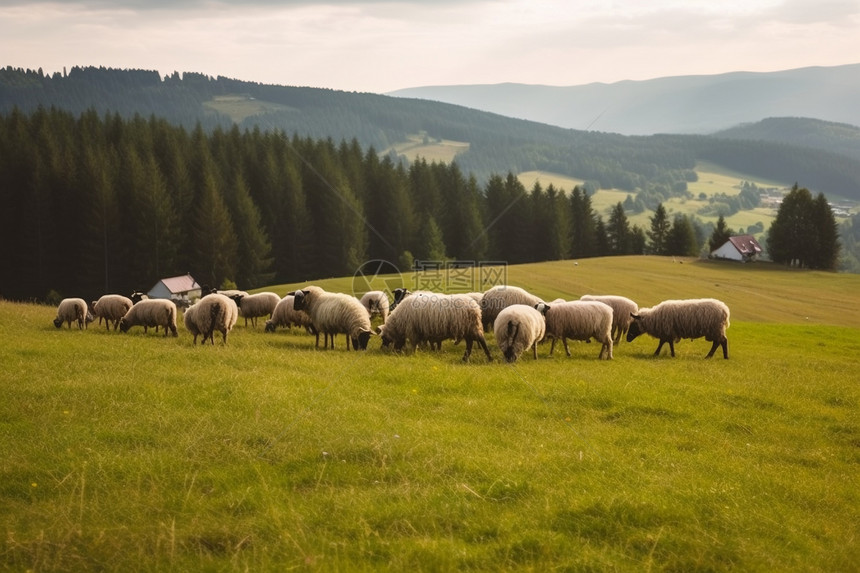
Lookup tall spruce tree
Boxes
[767,185,816,267]
[667,214,700,256]
[607,202,631,255]
[648,203,671,255]
[708,214,733,253]
[810,192,840,270]
[569,186,597,258]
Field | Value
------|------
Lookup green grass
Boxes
[2,258,859,571]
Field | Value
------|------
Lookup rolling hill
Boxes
[387,63,860,136]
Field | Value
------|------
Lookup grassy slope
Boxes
[518,162,791,233]
[2,258,859,571]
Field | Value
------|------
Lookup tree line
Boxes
[0,107,714,302]
[4,66,860,202]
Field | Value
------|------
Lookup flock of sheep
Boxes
[53,284,731,362]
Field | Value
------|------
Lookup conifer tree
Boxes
[223,169,275,288]
[667,214,700,256]
[708,214,733,253]
[569,186,596,258]
[607,202,631,255]
[190,164,237,287]
[648,202,671,255]
[810,192,840,270]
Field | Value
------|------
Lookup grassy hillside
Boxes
[3,258,858,571]
[517,161,828,236]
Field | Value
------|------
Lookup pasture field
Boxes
[2,257,859,571]
[387,134,470,164]
[517,162,792,233]
[203,95,298,123]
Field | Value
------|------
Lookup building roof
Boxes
[155,273,201,294]
[726,234,762,256]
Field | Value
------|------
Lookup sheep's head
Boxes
[392,288,411,308]
[119,317,131,333]
[53,317,63,328]
[353,328,373,350]
[264,320,276,333]
[626,313,643,342]
[534,302,550,316]
[293,290,308,311]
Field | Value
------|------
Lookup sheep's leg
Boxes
[549,338,556,356]
[532,342,538,360]
[721,338,728,359]
[562,337,572,357]
[668,340,676,357]
[477,335,492,361]
[462,338,473,362]
[654,339,666,356]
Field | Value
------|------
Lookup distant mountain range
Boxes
[388,64,860,136]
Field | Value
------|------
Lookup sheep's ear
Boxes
[630,313,640,319]
[286,291,295,296]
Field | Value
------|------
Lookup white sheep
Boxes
[231,291,280,327]
[53,298,94,329]
[626,298,730,359]
[359,290,390,323]
[535,300,614,359]
[91,294,133,331]
[493,304,546,363]
[378,292,492,362]
[481,285,544,330]
[265,294,316,334]
[580,294,639,344]
[184,293,238,344]
[293,286,374,350]
[119,299,178,337]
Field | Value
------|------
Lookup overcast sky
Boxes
[2,0,859,93]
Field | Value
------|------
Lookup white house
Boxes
[147,273,202,304]
[711,234,763,262]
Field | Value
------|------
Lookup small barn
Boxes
[711,234,763,262]
[147,273,202,304]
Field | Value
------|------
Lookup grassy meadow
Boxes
[2,257,859,571]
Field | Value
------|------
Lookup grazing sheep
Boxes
[293,286,374,350]
[53,298,93,329]
[230,291,280,327]
[119,299,178,337]
[184,293,238,344]
[359,290,390,323]
[481,285,544,330]
[265,295,316,334]
[378,292,492,362]
[493,304,546,363]
[535,300,614,360]
[626,298,730,359]
[91,294,133,331]
[580,294,639,344]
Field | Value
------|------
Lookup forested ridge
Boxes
[3,65,860,200]
[1,67,858,301]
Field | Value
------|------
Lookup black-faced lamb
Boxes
[184,293,238,344]
[481,285,544,330]
[53,298,94,329]
[626,298,730,359]
[119,299,178,337]
[293,286,374,350]
[378,292,492,362]
[265,294,316,334]
[230,291,280,327]
[580,294,639,344]
[535,300,614,360]
[493,304,546,363]
[359,290,390,323]
[91,294,133,331]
